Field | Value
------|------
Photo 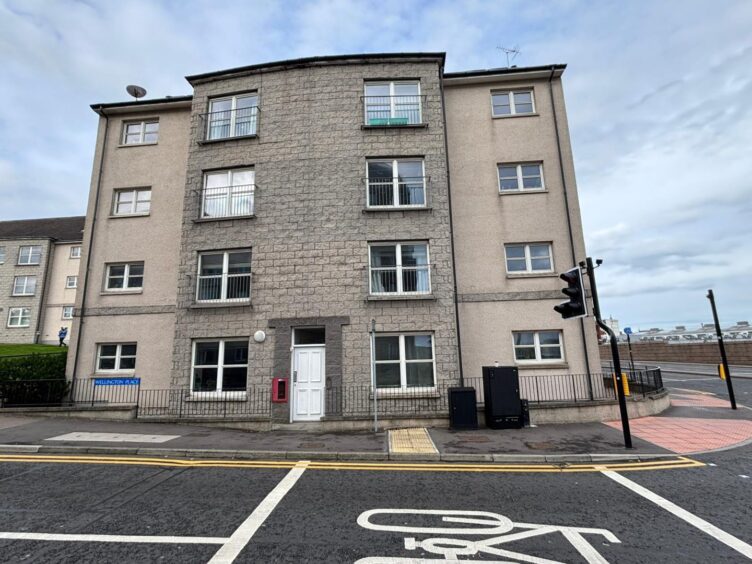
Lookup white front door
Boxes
[292,346,325,421]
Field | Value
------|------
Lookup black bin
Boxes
[448,387,478,430]
[482,366,523,429]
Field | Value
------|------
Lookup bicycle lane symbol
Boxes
[355,509,621,563]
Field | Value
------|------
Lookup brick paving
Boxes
[670,392,732,408]
[605,416,752,454]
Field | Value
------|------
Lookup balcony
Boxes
[199,184,255,219]
[199,106,259,142]
[366,176,428,209]
[362,95,425,127]
[196,273,251,305]
[369,264,432,297]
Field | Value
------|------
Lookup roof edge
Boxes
[90,95,193,115]
[186,52,447,84]
[443,63,567,79]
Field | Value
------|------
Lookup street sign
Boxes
[93,377,140,386]
[624,327,632,335]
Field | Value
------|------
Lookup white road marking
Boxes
[603,471,752,560]
[740,475,750,479]
[208,461,309,563]
[0,532,227,544]
[46,432,180,443]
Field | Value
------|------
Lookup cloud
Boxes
[0,0,750,327]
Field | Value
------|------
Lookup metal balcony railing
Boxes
[370,264,431,296]
[366,176,428,208]
[196,273,251,304]
[200,184,255,218]
[363,95,425,126]
[200,106,259,141]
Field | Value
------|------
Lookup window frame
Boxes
[190,338,249,396]
[12,275,37,296]
[497,163,545,193]
[491,89,536,117]
[112,188,152,216]
[105,262,144,292]
[363,81,422,125]
[17,245,42,265]
[195,250,252,303]
[62,306,74,320]
[65,275,78,289]
[0,246,7,264]
[70,246,82,259]
[365,159,427,208]
[206,93,259,140]
[201,168,256,219]
[504,243,554,274]
[368,242,431,296]
[372,332,436,391]
[96,343,137,373]
[512,330,565,364]
[121,120,159,145]
[7,307,31,328]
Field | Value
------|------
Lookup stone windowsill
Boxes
[498,189,548,197]
[193,215,256,224]
[117,142,158,148]
[516,363,569,371]
[185,393,247,402]
[197,134,258,145]
[366,294,436,302]
[370,389,441,400]
[362,207,432,214]
[100,290,144,296]
[189,301,253,310]
[492,113,540,120]
[506,272,559,279]
[108,213,151,219]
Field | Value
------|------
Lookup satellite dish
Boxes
[126,85,147,100]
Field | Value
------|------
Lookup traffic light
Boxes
[553,266,587,319]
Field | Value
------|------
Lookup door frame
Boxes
[290,328,326,422]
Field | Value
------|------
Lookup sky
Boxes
[1,0,750,330]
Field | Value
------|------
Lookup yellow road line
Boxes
[0,454,704,473]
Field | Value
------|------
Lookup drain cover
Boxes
[525,441,555,450]
[461,435,491,443]
[298,442,325,449]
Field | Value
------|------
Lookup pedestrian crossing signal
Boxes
[553,267,587,319]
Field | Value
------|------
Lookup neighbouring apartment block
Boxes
[66,53,599,425]
[0,217,85,344]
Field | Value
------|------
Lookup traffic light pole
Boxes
[583,257,632,449]
[707,289,736,410]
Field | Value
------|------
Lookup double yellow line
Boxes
[0,454,704,473]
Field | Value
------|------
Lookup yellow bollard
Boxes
[719,363,727,380]
[612,373,631,396]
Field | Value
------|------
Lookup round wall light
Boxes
[253,330,266,343]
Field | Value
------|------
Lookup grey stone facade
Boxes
[0,239,51,343]
[169,56,461,419]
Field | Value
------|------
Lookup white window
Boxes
[206,94,258,140]
[364,81,422,125]
[113,188,151,216]
[513,331,564,362]
[62,306,74,320]
[122,120,159,145]
[369,243,430,295]
[373,333,435,389]
[498,163,544,192]
[491,90,535,116]
[12,275,37,296]
[70,246,82,259]
[105,262,144,291]
[7,307,31,328]
[66,276,78,289]
[505,243,553,273]
[202,169,255,218]
[18,245,42,265]
[192,339,249,393]
[97,343,137,371]
[0,247,5,263]
[196,250,251,303]
[366,159,426,208]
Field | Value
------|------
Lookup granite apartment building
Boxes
[0,217,85,344]
[67,53,598,426]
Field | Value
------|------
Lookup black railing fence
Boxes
[0,369,664,418]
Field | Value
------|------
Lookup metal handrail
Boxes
[199,184,255,218]
[199,106,259,141]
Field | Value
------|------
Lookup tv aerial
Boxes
[126,84,147,100]
[497,45,520,67]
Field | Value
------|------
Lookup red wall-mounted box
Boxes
[272,377,289,403]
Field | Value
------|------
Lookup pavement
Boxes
[0,366,749,463]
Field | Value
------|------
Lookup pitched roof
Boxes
[0,216,85,242]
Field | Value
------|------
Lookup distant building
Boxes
[0,217,85,344]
